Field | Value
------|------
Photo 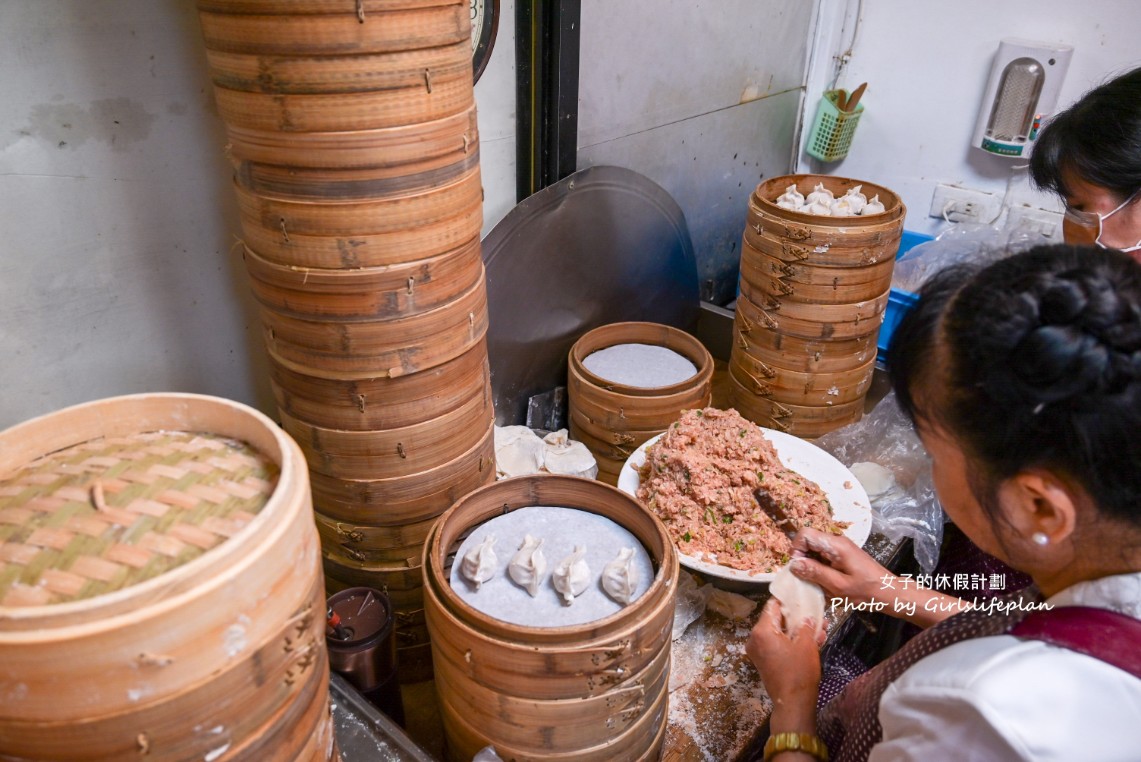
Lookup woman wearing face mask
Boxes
[1030,67,1141,258]
[746,245,1141,762]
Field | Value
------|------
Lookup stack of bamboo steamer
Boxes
[0,394,334,761]
[568,323,713,486]
[729,174,904,438]
[423,476,679,761]
[196,0,495,681]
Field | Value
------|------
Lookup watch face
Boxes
[470,0,498,83]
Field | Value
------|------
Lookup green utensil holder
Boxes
[806,89,864,162]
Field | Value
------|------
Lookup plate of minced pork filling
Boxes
[618,407,871,584]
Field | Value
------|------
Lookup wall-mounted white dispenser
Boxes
[972,38,1073,158]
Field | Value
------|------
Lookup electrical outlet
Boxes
[1007,205,1064,239]
[929,184,1002,224]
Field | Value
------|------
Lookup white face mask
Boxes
[1065,189,1141,253]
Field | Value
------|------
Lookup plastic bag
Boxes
[671,572,712,641]
[891,217,1044,293]
[814,391,943,572]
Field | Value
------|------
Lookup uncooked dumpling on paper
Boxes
[494,425,545,479]
[601,547,638,604]
[541,429,598,479]
[461,534,498,590]
[552,545,590,605]
[508,534,547,597]
[769,562,825,637]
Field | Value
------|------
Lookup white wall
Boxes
[0,1,268,430]
[799,0,1141,237]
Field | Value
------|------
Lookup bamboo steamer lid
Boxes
[0,394,333,760]
[308,419,494,524]
[205,39,470,95]
[224,105,477,170]
[423,475,677,761]
[261,266,488,376]
[269,336,489,430]
[198,4,468,56]
[242,236,482,322]
[234,164,482,237]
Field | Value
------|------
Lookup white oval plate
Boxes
[617,429,872,586]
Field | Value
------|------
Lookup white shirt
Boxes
[869,572,1141,762]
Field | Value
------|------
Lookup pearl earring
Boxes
[1032,532,1049,546]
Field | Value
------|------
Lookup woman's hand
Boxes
[788,528,891,607]
[746,597,821,735]
[790,527,967,628]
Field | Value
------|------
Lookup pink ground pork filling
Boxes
[636,407,846,573]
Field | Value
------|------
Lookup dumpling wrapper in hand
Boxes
[769,562,825,637]
[461,534,498,591]
[552,545,590,605]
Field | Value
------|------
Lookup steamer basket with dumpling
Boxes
[731,174,904,437]
[568,322,713,485]
[0,393,335,761]
[424,475,679,761]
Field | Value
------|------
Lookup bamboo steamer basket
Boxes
[730,351,877,406]
[735,287,884,342]
[740,237,897,288]
[269,336,489,430]
[739,243,893,304]
[212,77,472,133]
[309,419,494,523]
[315,511,439,565]
[278,377,493,480]
[262,267,488,376]
[198,5,468,56]
[239,197,483,269]
[233,146,479,200]
[205,39,470,95]
[324,554,424,609]
[728,372,864,438]
[0,393,333,761]
[243,237,482,322]
[423,475,678,761]
[224,105,477,170]
[737,327,878,375]
[566,323,713,486]
[234,164,481,237]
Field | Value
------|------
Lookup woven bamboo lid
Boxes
[0,429,279,607]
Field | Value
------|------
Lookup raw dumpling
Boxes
[706,588,757,620]
[775,183,805,209]
[552,545,590,605]
[508,534,547,597]
[805,198,833,216]
[461,534,497,590]
[830,196,855,217]
[769,562,825,637]
[861,193,886,215]
[601,547,638,604]
[844,184,867,214]
[805,182,834,206]
[849,461,897,500]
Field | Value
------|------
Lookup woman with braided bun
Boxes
[746,245,1141,762]
[1030,66,1141,258]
